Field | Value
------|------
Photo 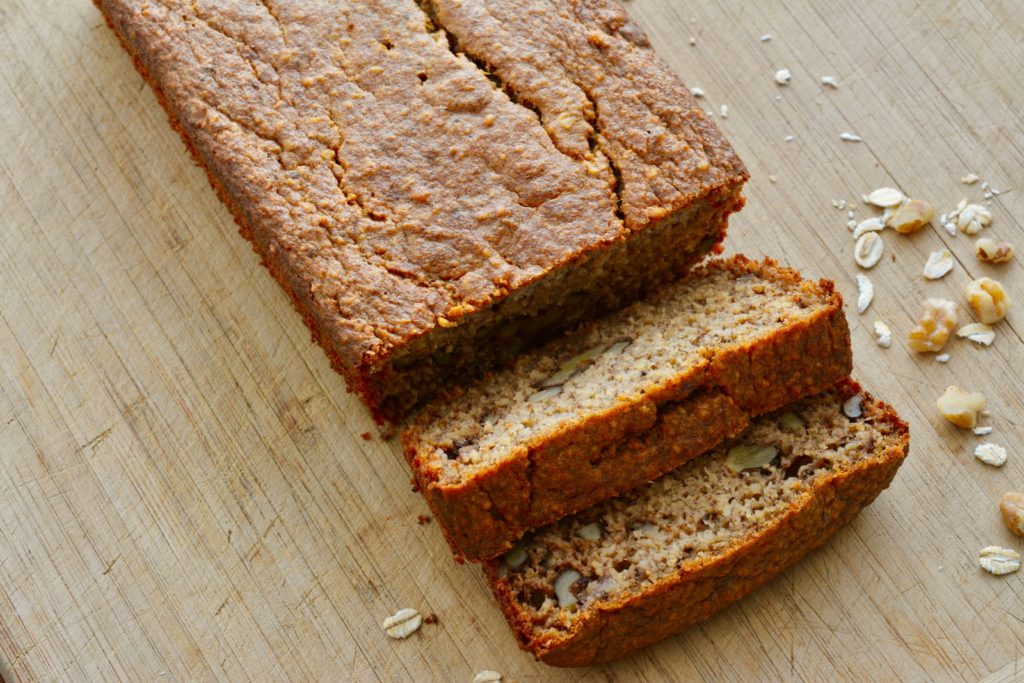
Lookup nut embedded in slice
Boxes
[936,385,986,429]
[922,249,954,280]
[842,395,863,419]
[965,277,1010,324]
[908,298,957,352]
[725,444,778,473]
[979,546,1021,576]
[554,570,582,609]
[999,492,1024,538]
[975,238,1014,264]
[504,542,528,569]
[778,412,806,431]
[975,442,1007,467]
[887,198,935,233]
[576,523,602,541]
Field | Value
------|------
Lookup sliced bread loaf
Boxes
[404,257,852,560]
[485,380,909,666]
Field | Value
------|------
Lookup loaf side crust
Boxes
[93,0,747,421]
[485,381,910,666]
[405,257,852,561]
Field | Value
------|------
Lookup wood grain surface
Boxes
[2,0,1023,680]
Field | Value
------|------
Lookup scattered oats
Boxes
[784,134,795,142]
[939,212,957,236]
[979,546,1021,575]
[975,443,1008,467]
[873,320,892,348]
[382,608,423,639]
[705,109,714,117]
[690,86,706,98]
[961,173,980,185]
[846,219,857,230]
[957,322,995,346]
[474,672,502,683]
[865,187,905,208]
[843,395,863,419]
[774,68,792,85]
[832,198,847,210]
[840,132,863,142]
[821,75,839,88]
[847,209,856,219]
[853,216,886,239]
[949,199,992,235]
[769,174,777,183]
[854,232,885,269]
[720,104,729,118]
[775,94,783,101]
[973,426,993,436]
[760,34,772,42]
[856,274,874,314]
[935,353,950,363]
[689,36,697,46]
[922,249,955,280]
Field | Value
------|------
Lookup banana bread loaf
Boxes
[94,0,747,422]
[404,257,853,561]
[486,380,909,666]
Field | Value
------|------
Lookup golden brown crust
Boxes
[93,0,747,422]
[428,0,747,229]
[484,383,910,666]
[405,257,853,561]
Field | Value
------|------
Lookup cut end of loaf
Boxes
[486,382,908,663]
[407,256,841,485]
[371,188,744,421]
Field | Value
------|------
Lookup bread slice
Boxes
[95,0,746,422]
[485,380,909,666]
[404,257,852,560]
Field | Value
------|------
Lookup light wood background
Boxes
[2,0,1023,680]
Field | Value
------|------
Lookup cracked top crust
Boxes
[98,0,745,377]
[430,0,744,230]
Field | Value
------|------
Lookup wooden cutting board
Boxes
[2,0,1022,680]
